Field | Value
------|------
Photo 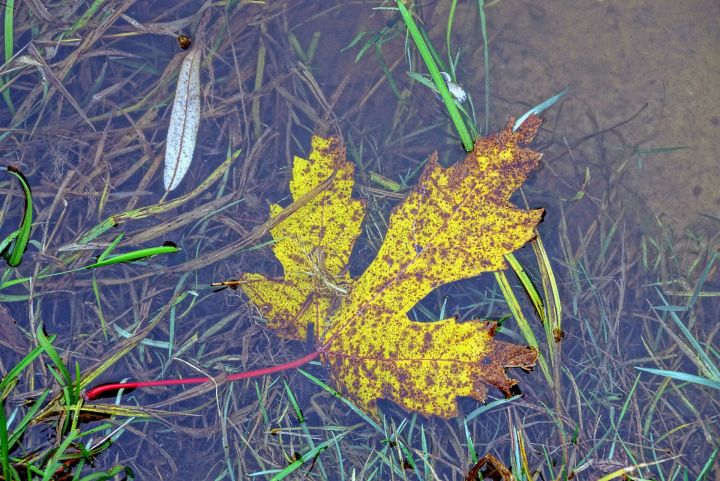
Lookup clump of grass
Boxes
[0,327,136,480]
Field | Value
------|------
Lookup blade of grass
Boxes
[374,43,401,99]
[477,0,490,134]
[97,233,124,263]
[40,429,80,481]
[36,326,72,388]
[65,0,107,37]
[306,31,321,62]
[695,448,718,481]
[608,374,640,459]
[167,271,194,359]
[654,288,720,381]
[495,270,551,385]
[0,400,14,481]
[91,272,109,341]
[595,456,680,481]
[635,367,720,391]
[91,232,124,340]
[268,433,346,481]
[83,243,180,269]
[446,0,458,75]
[395,0,473,151]
[531,233,563,355]
[687,251,717,312]
[7,391,50,447]
[282,380,329,479]
[2,0,15,112]
[0,232,18,259]
[3,166,32,267]
[505,253,545,322]
[465,394,520,422]
[513,88,567,131]
[418,26,449,73]
[0,243,181,291]
[252,23,266,140]
[0,336,51,398]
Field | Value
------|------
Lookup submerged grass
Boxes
[1,167,31,267]
[0,328,139,480]
[0,1,716,480]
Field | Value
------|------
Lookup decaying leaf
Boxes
[240,136,365,340]
[240,118,544,418]
[164,46,201,191]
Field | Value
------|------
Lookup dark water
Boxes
[1,1,717,480]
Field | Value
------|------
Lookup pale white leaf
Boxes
[164,47,201,191]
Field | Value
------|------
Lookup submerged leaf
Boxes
[164,47,201,191]
[240,137,365,340]
[239,118,544,418]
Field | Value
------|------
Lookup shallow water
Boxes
[0,1,717,479]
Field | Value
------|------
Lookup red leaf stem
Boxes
[84,349,321,401]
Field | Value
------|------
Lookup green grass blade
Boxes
[97,233,124,263]
[65,0,106,37]
[166,271,196,359]
[0,231,19,259]
[84,243,179,269]
[636,367,720,391]
[7,390,50,447]
[654,288,720,381]
[406,71,437,90]
[3,0,13,64]
[418,27,449,73]
[3,241,178,293]
[695,447,718,481]
[495,270,551,385]
[91,272,109,341]
[282,380,329,479]
[0,337,51,396]
[395,0,474,151]
[477,0,490,134]
[268,433,346,481]
[687,251,717,312]
[76,218,118,245]
[283,380,304,423]
[40,429,81,481]
[465,394,521,422]
[78,465,133,480]
[531,233,563,364]
[36,326,72,389]
[0,400,15,481]
[3,166,33,267]
[506,253,545,323]
[446,0,458,71]
[1,0,15,113]
[513,88,567,131]
[73,362,82,401]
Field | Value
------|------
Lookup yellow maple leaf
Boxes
[240,136,365,340]
[240,118,543,418]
